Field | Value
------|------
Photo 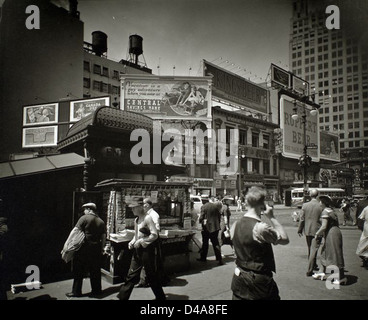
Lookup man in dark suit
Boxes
[198,201,223,265]
[297,189,323,276]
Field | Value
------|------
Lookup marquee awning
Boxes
[0,153,85,180]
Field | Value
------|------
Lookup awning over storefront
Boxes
[0,153,85,180]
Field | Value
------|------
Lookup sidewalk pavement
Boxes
[6,207,368,301]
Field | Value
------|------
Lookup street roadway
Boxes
[7,205,368,301]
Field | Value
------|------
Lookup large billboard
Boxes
[320,131,340,162]
[280,95,319,162]
[120,75,212,121]
[271,63,291,89]
[203,60,268,114]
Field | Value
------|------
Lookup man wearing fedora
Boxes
[66,202,106,298]
[117,197,166,300]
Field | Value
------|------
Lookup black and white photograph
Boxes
[1,0,368,312]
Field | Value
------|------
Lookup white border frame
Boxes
[22,126,58,148]
[70,96,110,122]
[23,103,59,126]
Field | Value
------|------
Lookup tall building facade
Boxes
[290,0,368,191]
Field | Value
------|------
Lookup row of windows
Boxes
[84,61,120,79]
[83,78,120,94]
[233,129,270,149]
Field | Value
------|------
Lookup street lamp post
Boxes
[292,100,316,202]
[238,147,245,198]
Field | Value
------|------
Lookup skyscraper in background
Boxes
[290,0,368,189]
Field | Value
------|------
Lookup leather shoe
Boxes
[218,260,224,266]
[196,258,207,262]
[65,292,81,298]
[306,272,313,277]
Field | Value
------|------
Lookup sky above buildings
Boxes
[77,0,293,82]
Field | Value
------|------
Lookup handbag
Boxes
[61,227,85,263]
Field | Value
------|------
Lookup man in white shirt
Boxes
[144,199,160,231]
[117,197,166,300]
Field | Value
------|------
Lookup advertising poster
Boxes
[23,103,58,126]
[121,75,211,120]
[203,60,268,114]
[320,131,340,162]
[70,96,110,122]
[271,63,291,89]
[280,95,319,162]
[22,125,58,148]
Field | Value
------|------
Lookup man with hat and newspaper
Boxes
[65,202,106,298]
[117,197,166,300]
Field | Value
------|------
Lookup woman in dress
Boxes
[313,195,347,285]
[356,205,368,268]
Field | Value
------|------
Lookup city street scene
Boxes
[0,0,368,309]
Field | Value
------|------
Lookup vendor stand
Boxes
[95,179,195,284]
[57,106,196,284]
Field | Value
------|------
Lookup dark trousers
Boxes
[140,240,169,285]
[117,244,166,300]
[200,229,222,261]
[72,243,102,295]
[231,269,280,300]
[307,237,321,273]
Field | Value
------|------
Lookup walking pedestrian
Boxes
[313,195,347,285]
[341,198,353,226]
[219,200,233,252]
[236,198,242,213]
[66,202,106,298]
[356,198,368,228]
[297,189,323,276]
[197,201,223,265]
[136,198,170,288]
[356,204,368,268]
[230,186,289,300]
[117,197,166,300]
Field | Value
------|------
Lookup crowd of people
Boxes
[1,186,368,301]
[297,189,368,285]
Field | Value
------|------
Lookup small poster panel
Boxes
[23,103,58,126]
[70,96,110,122]
[22,126,58,148]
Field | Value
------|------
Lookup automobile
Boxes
[190,195,203,212]
[222,195,235,205]
[200,195,210,204]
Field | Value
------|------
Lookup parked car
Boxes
[190,195,203,212]
[200,195,210,204]
[222,195,235,205]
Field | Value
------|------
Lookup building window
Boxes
[252,159,259,173]
[93,80,101,91]
[93,64,101,75]
[84,61,90,72]
[262,134,269,149]
[102,82,109,93]
[239,130,247,145]
[251,132,259,148]
[102,67,109,77]
[112,85,120,95]
[83,78,90,88]
[263,160,270,175]
[113,70,119,80]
